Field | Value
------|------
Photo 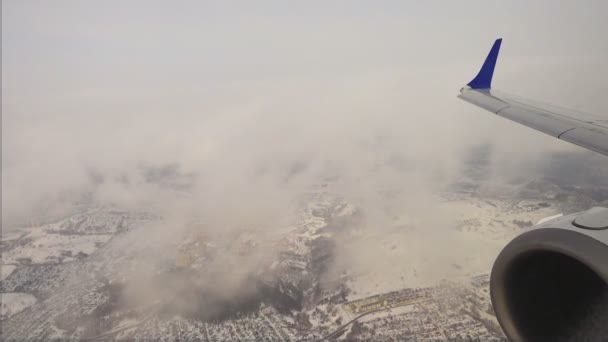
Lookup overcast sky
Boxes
[3,1,608,228]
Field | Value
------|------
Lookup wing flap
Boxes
[495,106,579,138]
[560,127,608,156]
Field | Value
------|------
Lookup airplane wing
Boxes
[458,39,608,156]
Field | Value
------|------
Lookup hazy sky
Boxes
[3,2,608,324]
[3,1,608,227]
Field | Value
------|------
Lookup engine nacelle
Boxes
[491,207,608,341]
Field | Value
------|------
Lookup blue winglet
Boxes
[467,38,502,89]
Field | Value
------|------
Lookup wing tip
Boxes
[467,38,502,90]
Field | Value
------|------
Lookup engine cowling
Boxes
[490,207,608,341]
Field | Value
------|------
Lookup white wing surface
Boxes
[458,39,608,156]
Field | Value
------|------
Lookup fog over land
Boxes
[2,1,608,339]
[4,1,607,225]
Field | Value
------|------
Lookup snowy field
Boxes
[342,197,560,301]
[2,228,112,265]
[0,265,17,281]
[1,293,37,320]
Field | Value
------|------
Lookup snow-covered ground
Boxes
[1,293,37,320]
[45,208,154,234]
[341,197,561,301]
[1,208,154,266]
[1,230,25,242]
[441,197,559,239]
[0,186,597,340]
[2,228,112,264]
[1,265,17,281]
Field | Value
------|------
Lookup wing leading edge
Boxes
[458,39,608,156]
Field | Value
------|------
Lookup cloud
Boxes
[2,1,608,325]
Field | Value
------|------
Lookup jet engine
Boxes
[490,207,608,341]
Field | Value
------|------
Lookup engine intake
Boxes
[491,223,608,341]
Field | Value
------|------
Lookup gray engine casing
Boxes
[491,207,608,342]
